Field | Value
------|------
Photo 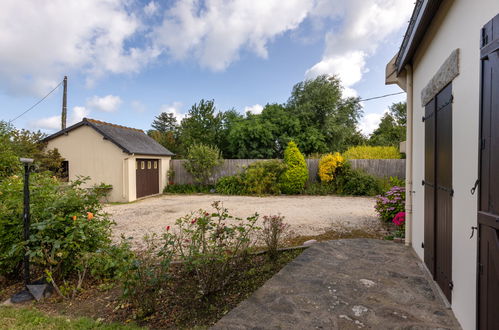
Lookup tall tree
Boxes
[151,112,178,133]
[148,112,180,155]
[369,102,407,146]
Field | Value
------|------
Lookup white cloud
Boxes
[151,0,314,71]
[86,95,122,112]
[131,100,146,113]
[144,1,159,16]
[306,0,413,94]
[0,0,157,96]
[358,110,388,136]
[29,106,90,131]
[160,101,185,122]
[244,104,264,115]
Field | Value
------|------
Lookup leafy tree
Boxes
[183,144,223,185]
[0,122,20,178]
[287,75,362,154]
[179,99,224,151]
[369,102,406,147]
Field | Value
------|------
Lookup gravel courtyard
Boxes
[104,194,379,246]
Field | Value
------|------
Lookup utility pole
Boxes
[61,76,67,130]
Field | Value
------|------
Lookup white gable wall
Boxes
[46,125,128,202]
[410,1,499,329]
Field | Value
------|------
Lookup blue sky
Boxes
[0,0,412,136]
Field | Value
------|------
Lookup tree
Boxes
[152,112,178,133]
[178,99,224,152]
[183,144,223,185]
[287,75,362,154]
[369,102,406,147]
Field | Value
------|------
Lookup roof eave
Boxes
[395,0,444,74]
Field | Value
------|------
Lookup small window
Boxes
[60,161,69,182]
[147,161,152,169]
[141,161,145,169]
[154,161,158,169]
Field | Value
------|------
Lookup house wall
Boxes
[46,125,128,202]
[410,1,499,329]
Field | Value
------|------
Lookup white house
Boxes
[44,118,174,202]
[386,1,499,329]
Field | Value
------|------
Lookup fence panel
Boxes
[171,158,406,185]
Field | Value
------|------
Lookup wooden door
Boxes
[136,159,160,199]
[478,14,499,330]
[424,83,453,302]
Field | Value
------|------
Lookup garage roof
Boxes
[44,118,175,156]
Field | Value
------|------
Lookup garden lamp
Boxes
[10,158,50,303]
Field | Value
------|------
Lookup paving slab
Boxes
[213,239,461,330]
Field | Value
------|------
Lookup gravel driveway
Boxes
[104,194,379,246]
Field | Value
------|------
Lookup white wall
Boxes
[410,1,499,329]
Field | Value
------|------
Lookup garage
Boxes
[136,158,160,198]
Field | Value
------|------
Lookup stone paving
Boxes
[213,239,461,330]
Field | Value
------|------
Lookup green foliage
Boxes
[333,163,382,196]
[164,184,213,194]
[215,175,244,195]
[369,102,406,147]
[301,182,335,195]
[183,144,223,185]
[0,173,113,279]
[178,99,224,154]
[162,201,260,297]
[88,237,135,280]
[343,145,401,159]
[242,160,287,195]
[279,142,308,194]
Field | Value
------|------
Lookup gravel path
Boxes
[104,194,379,246]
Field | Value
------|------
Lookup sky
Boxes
[0,0,413,136]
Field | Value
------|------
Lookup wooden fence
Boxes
[171,159,405,185]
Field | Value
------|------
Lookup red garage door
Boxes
[136,159,159,198]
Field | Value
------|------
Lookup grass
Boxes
[0,307,142,330]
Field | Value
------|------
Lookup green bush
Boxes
[164,184,214,194]
[279,141,308,194]
[301,182,335,195]
[242,160,287,195]
[215,175,245,195]
[183,144,223,185]
[343,145,401,159]
[333,163,382,196]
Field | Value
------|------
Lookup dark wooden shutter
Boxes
[478,13,499,330]
[424,100,436,276]
[424,83,453,302]
[435,83,453,302]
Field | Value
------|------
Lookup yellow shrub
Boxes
[343,146,401,159]
[318,152,345,182]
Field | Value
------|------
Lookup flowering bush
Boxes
[161,201,259,297]
[392,212,406,238]
[374,186,406,222]
[318,152,345,182]
[0,173,114,281]
[261,215,289,261]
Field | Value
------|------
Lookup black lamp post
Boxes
[11,158,50,303]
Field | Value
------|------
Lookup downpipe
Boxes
[405,64,413,246]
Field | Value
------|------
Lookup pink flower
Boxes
[191,218,197,224]
[166,226,170,231]
[392,212,406,226]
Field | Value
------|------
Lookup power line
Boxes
[359,91,405,102]
[8,80,64,123]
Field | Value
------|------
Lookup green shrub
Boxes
[183,144,223,185]
[279,141,308,194]
[0,174,113,278]
[343,145,401,159]
[215,175,245,195]
[242,160,287,195]
[164,184,213,194]
[162,201,259,297]
[333,163,382,196]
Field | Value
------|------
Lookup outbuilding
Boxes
[44,118,174,202]
[386,1,499,329]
